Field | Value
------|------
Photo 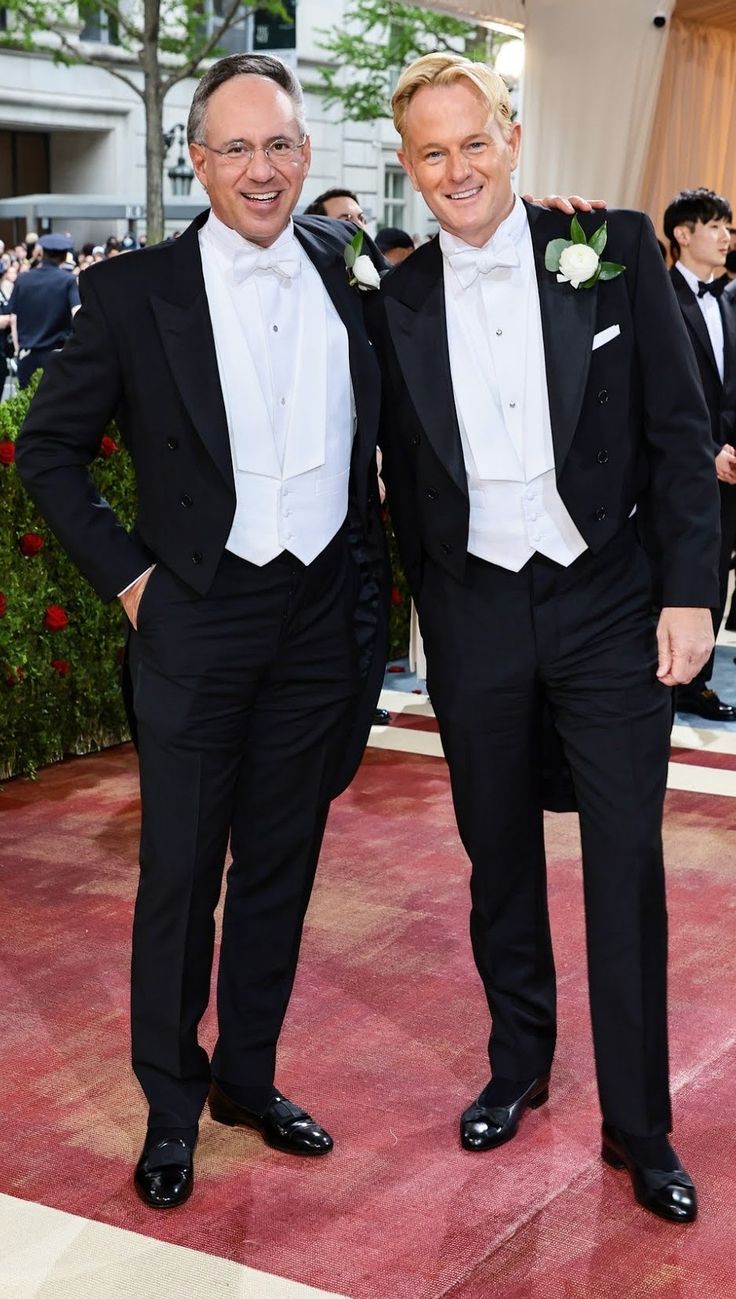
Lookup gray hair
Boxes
[187,54,307,146]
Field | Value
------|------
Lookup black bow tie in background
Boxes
[697,275,728,299]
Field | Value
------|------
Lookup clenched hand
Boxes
[656,607,714,687]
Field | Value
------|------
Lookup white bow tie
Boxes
[448,238,520,289]
[233,243,301,285]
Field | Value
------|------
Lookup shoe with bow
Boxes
[601,1124,697,1223]
[460,1074,550,1151]
[208,1082,333,1155]
[134,1137,194,1209]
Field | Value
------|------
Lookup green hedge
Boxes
[0,380,135,780]
[1,383,410,780]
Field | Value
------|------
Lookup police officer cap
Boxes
[39,233,74,253]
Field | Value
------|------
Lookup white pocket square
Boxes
[592,324,621,351]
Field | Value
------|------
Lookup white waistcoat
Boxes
[200,213,353,566]
[441,197,586,571]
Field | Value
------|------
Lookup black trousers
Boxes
[17,348,54,389]
[127,532,359,1132]
[692,479,736,689]
[416,523,673,1136]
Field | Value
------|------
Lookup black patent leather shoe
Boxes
[134,1137,194,1209]
[460,1074,550,1151]
[208,1082,333,1155]
[601,1124,697,1223]
[677,688,736,721]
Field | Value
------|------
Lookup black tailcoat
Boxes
[17,212,389,796]
[16,211,390,1126]
[669,264,736,680]
[371,205,719,611]
[367,205,721,1132]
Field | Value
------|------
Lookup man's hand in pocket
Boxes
[119,565,156,631]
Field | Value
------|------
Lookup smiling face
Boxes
[674,216,731,278]
[190,74,311,247]
[397,79,521,248]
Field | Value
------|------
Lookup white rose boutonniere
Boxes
[344,229,381,292]
[545,215,625,290]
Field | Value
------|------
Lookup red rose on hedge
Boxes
[0,592,6,618]
[100,434,119,458]
[52,658,71,676]
[390,586,403,606]
[0,441,15,465]
[43,604,69,632]
[19,532,45,557]
[5,666,24,687]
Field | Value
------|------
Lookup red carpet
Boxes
[1,744,735,1297]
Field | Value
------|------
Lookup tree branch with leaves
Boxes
[0,0,288,241]
[307,0,511,124]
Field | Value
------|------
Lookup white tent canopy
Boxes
[418,0,736,228]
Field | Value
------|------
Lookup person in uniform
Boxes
[9,233,80,388]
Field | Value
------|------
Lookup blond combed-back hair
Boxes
[392,53,514,144]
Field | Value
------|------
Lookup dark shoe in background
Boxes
[677,688,736,721]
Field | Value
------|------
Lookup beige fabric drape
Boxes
[516,0,675,207]
[639,18,736,237]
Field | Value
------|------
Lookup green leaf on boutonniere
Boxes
[589,222,608,256]
[570,214,587,245]
[344,228,363,271]
[580,268,602,290]
[544,238,571,272]
[598,260,626,280]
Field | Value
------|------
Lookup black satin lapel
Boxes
[531,232,597,471]
[672,268,719,376]
[682,294,719,375]
[294,223,381,464]
[150,291,233,490]
[385,250,466,496]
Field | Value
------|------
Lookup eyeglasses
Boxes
[196,137,307,167]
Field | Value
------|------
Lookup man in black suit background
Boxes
[16,54,388,1209]
[371,53,720,1223]
[664,188,736,719]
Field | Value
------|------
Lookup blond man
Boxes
[369,52,720,1223]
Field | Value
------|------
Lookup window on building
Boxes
[79,2,119,44]
[203,0,251,55]
[0,9,7,33]
[382,167,406,230]
[200,1,296,56]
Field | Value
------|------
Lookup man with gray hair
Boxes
[16,53,388,1209]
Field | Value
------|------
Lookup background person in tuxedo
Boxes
[16,53,388,1210]
[370,53,720,1223]
[664,188,736,719]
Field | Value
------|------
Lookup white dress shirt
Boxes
[199,211,354,566]
[676,260,725,382]
[440,195,586,571]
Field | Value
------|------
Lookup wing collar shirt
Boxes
[440,194,586,570]
[676,260,725,383]
[199,210,354,566]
